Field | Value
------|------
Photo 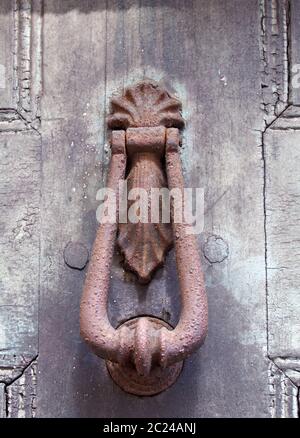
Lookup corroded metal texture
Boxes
[80,81,208,396]
[110,81,184,282]
[107,81,184,129]
[106,317,183,396]
[118,126,173,283]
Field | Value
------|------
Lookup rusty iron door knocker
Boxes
[80,81,208,396]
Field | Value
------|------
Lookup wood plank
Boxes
[269,362,298,418]
[38,0,270,417]
[6,358,37,418]
[266,124,300,358]
[0,131,40,418]
[290,0,300,105]
[37,0,108,418]
[0,1,42,130]
[0,2,42,419]
[0,132,40,358]
[260,0,289,122]
[0,383,5,418]
[0,0,14,108]
[104,0,269,417]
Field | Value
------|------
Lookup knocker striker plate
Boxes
[106,317,183,396]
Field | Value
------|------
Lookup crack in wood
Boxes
[260,0,300,418]
[268,360,298,418]
[0,0,42,132]
[0,354,37,385]
[4,356,37,418]
[260,0,290,125]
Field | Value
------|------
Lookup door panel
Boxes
[0,0,42,418]
[0,0,299,418]
[38,0,268,418]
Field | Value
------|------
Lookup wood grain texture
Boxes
[269,361,298,418]
[0,0,42,403]
[38,0,108,418]
[0,383,5,418]
[290,0,300,105]
[6,358,37,418]
[37,0,270,417]
[260,0,289,123]
[0,0,42,131]
[0,132,40,358]
[265,114,300,358]
[0,131,41,417]
[1,0,298,419]
[0,0,14,108]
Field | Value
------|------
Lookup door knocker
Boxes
[80,81,208,396]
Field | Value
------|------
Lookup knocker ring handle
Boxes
[80,82,208,396]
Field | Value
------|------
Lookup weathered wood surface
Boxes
[290,0,300,105]
[0,0,14,108]
[37,0,269,417]
[260,0,289,123]
[263,0,300,403]
[0,0,299,418]
[0,0,42,131]
[0,131,41,417]
[0,132,40,357]
[6,358,37,418]
[0,0,41,418]
[269,362,299,418]
[0,383,5,418]
[265,107,300,361]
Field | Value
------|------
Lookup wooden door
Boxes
[0,0,299,418]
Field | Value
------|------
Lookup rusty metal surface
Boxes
[106,317,183,396]
[107,81,184,129]
[80,81,208,396]
[80,130,127,363]
[119,126,173,283]
[110,81,184,283]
